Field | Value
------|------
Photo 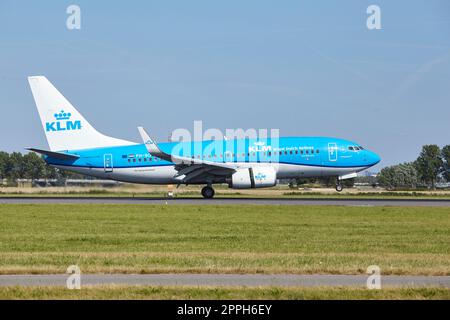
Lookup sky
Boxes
[0,1,449,170]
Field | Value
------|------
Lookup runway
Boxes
[0,274,448,287]
[1,197,450,206]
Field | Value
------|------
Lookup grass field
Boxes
[1,185,450,199]
[0,285,448,300]
[0,204,448,275]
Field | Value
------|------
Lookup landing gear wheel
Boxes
[201,186,215,199]
[335,181,343,192]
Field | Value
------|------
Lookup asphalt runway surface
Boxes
[0,274,449,287]
[1,197,450,206]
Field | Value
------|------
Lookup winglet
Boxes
[137,127,171,161]
[138,127,160,153]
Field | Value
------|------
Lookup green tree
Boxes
[0,151,9,180]
[317,176,335,187]
[44,165,59,180]
[378,166,394,189]
[415,145,442,189]
[342,178,355,188]
[378,162,418,190]
[23,152,46,180]
[7,152,25,181]
[441,145,450,182]
[294,178,316,187]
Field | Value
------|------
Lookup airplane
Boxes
[27,76,381,198]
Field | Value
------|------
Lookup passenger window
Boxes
[306,150,309,154]
[316,150,319,153]
[133,159,136,162]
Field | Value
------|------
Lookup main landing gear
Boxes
[335,179,343,192]
[201,185,215,199]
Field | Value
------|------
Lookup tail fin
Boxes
[28,76,135,151]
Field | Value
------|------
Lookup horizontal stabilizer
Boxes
[27,148,80,161]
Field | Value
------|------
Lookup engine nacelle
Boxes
[230,167,277,189]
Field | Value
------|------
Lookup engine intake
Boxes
[229,167,277,189]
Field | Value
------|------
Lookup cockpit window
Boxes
[359,146,364,150]
[348,146,354,151]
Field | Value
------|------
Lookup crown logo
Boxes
[54,110,72,120]
[254,173,266,180]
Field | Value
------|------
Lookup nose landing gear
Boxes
[201,185,215,199]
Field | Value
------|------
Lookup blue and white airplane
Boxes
[27,76,380,198]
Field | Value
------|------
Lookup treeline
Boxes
[378,145,450,190]
[0,151,85,186]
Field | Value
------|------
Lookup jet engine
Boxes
[229,167,277,189]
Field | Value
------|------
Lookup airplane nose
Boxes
[369,151,381,166]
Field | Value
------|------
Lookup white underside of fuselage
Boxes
[53,163,369,185]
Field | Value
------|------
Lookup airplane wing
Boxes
[137,127,237,183]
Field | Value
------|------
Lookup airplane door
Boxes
[328,143,338,162]
[104,154,113,173]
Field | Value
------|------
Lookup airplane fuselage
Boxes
[44,136,380,185]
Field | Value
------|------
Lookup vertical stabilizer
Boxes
[28,76,135,151]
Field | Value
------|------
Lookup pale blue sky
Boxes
[0,1,449,169]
